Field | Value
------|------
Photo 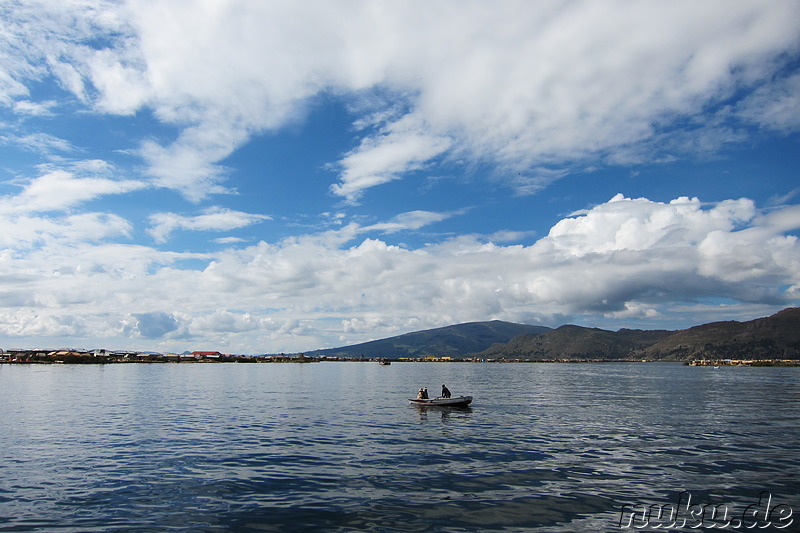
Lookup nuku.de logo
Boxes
[618,491,793,530]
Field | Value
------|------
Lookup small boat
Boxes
[379,360,391,365]
[408,395,473,407]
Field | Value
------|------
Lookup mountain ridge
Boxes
[305,308,800,361]
[477,324,673,360]
[305,320,551,359]
[633,307,800,360]
[478,308,800,361]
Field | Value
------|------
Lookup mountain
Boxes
[303,308,800,361]
[477,308,800,361]
[635,307,800,360]
[305,320,551,359]
[477,325,672,360]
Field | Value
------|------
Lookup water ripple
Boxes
[1,362,798,532]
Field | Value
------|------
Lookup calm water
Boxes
[0,362,798,532]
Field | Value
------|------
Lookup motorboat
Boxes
[408,395,472,407]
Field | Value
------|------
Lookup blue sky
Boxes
[1,0,799,354]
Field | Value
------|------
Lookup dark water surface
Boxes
[1,362,798,532]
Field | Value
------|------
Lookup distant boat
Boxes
[408,396,472,407]
[379,360,391,365]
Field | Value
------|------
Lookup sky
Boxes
[1,0,799,355]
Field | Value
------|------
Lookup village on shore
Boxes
[0,348,352,364]
[0,348,490,364]
[1,348,798,366]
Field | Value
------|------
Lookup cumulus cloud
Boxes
[1,2,799,353]
[146,207,271,244]
[487,230,536,243]
[3,1,799,199]
[0,309,90,339]
[132,311,181,339]
[542,194,756,256]
[0,212,133,248]
[189,310,265,334]
[0,194,797,353]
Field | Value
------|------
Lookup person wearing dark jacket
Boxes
[441,384,451,398]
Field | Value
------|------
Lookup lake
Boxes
[0,362,797,532]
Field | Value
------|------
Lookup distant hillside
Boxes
[477,308,800,361]
[636,307,800,360]
[477,325,672,360]
[303,308,800,361]
[306,320,551,359]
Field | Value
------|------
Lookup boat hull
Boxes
[408,395,472,407]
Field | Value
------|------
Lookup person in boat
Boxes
[417,388,425,399]
[441,384,451,398]
[422,387,429,399]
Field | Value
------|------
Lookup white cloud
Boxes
[47,56,87,102]
[0,194,796,353]
[542,194,756,256]
[1,132,74,154]
[213,236,247,245]
[331,116,453,202]
[132,311,182,339]
[0,164,146,214]
[736,73,800,133]
[328,0,800,197]
[138,137,237,201]
[189,310,265,334]
[4,1,798,199]
[0,0,129,106]
[0,212,133,248]
[146,207,271,244]
[0,309,91,339]
[1,2,799,353]
[487,230,536,243]
[88,47,150,115]
[361,209,459,234]
[12,99,58,116]
[0,160,144,251]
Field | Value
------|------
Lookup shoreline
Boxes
[2,357,799,366]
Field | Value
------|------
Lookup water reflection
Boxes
[412,404,474,422]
